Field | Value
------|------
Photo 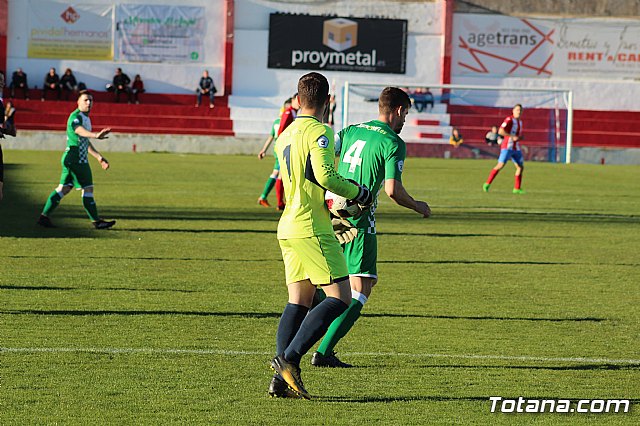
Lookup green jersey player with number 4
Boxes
[312,87,431,368]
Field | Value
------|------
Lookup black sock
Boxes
[284,297,348,365]
[276,303,309,356]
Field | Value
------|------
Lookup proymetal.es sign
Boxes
[268,14,407,74]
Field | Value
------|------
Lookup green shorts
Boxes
[343,231,378,278]
[273,151,280,171]
[60,150,93,189]
[279,234,348,285]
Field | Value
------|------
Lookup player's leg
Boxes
[270,239,313,398]
[271,235,350,398]
[314,232,377,367]
[484,150,509,192]
[512,152,525,194]
[39,158,75,227]
[71,164,115,229]
[82,185,116,229]
[259,157,280,207]
[258,170,278,207]
[39,184,72,227]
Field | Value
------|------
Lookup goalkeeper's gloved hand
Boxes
[332,217,358,245]
[348,179,373,207]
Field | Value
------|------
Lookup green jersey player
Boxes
[312,87,431,368]
[37,91,115,229]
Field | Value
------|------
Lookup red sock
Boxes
[486,168,500,184]
[275,178,285,209]
[515,173,523,190]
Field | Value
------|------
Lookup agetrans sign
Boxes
[268,14,407,74]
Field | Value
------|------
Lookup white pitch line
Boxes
[1,347,639,365]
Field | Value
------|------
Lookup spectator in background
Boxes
[59,68,79,100]
[449,127,463,148]
[132,74,145,104]
[411,87,435,113]
[4,100,16,137]
[485,125,501,146]
[42,67,61,101]
[196,70,217,108]
[423,88,434,111]
[10,68,29,100]
[106,68,132,103]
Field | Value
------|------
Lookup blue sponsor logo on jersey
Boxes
[317,135,329,148]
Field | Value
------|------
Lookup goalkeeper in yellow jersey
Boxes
[269,72,373,399]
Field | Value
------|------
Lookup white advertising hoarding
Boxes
[116,4,207,63]
[453,14,640,80]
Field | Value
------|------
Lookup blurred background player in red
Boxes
[483,104,525,194]
[257,98,291,208]
[273,93,300,210]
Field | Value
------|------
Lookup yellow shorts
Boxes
[279,234,349,285]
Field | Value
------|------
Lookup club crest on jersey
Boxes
[317,135,329,148]
[397,160,404,172]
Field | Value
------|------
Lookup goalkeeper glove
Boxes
[348,179,373,207]
[332,217,358,244]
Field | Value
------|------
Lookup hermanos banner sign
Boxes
[27,0,113,60]
[268,14,407,74]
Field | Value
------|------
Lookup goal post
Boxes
[342,82,574,164]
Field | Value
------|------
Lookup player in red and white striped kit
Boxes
[483,104,525,194]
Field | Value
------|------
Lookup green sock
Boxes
[42,191,62,216]
[82,195,100,221]
[317,297,364,355]
[260,177,276,200]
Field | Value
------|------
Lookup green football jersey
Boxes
[275,115,359,239]
[270,117,281,140]
[337,119,406,232]
[270,117,281,157]
[66,109,91,164]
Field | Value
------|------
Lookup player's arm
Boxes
[87,142,110,170]
[499,127,521,142]
[498,118,521,141]
[258,135,274,159]
[309,132,371,205]
[75,125,111,140]
[384,179,430,218]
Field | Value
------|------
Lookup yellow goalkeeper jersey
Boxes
[275,115,359,239]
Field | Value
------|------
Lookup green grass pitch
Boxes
[1,150,638,424]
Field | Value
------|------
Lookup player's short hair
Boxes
[78,90,92,100]
[297,73,329,109]
[283,97,292,107]
[378,87,411,115]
